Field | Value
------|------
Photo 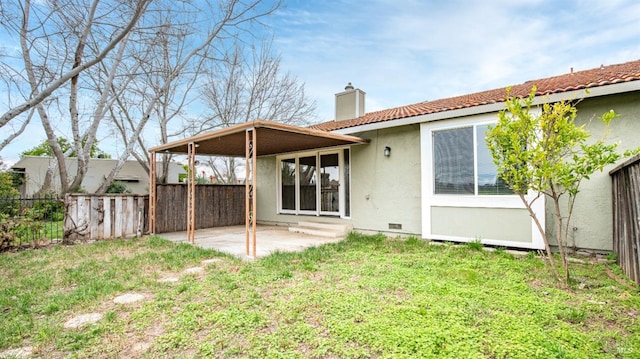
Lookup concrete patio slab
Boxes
[157,225,345,259]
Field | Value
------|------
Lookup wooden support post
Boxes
[252,129,257,258]
[187,142,196,244]
[149,152,156,234]
[245,130,251,256]
[245,128,257,257]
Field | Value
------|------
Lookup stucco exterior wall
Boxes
[546,91,640,251]
[256,90,638,250]
[349,125,422,236]
[431,207,531,243]
[12,156,184,195]
[255,125,422,235]
[255,155,351,226]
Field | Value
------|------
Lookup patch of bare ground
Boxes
[201,258,222,266]
[117,320,166,358]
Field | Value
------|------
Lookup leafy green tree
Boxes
[486,87,637,286]
[21,137,110,158]
[0,171,20,216]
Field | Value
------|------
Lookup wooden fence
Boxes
[154,184,245,233]
[610,154,640,284]
[64,194,148,241]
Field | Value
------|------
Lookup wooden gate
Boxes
[64,194,148,241]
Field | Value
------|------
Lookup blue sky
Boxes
[268,0,640,121]
[1,0,639,164]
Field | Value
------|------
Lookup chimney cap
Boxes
[344,82,354,91]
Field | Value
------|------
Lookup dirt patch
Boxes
[201,258,222,266]
[118,321,167,358]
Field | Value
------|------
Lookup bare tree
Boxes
[95,0,284,194]
[1,0,283,194]
[199,38,318,183]
[0,0,151,127]
[0,0,151,193]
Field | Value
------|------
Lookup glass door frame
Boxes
[318,150,342,216]
[277,148,349,218]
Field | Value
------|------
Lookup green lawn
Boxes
[0,233,638,358]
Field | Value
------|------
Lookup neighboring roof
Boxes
[11,156,183,169]
[313,59,640,132]
[149,120,368,156]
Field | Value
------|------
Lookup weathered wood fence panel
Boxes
[155,184,245,233]
[63,185,244,240]
[611,154,640,284]
[64,194,149,241]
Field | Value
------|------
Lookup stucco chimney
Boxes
[335,82,365,121]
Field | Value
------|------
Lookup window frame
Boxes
[276,147,351,218]
[431,123,512,196]
[420,112,545,250]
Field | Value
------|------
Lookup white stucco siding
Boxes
[13,156,183,195]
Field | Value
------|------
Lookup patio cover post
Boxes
[149,151,156,234]
[187,142,196,244]
[245,128,257,257]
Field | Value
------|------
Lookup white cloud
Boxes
[271,0,640,122]
[1,0,639,160]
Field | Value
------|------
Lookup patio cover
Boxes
[148,120,368,258]
[149,120,368,156]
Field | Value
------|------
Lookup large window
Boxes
[278,149,351,217]
[433,124,512,195]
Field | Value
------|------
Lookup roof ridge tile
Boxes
[312,59,640,132]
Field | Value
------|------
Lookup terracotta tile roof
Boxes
[312,59,640,132]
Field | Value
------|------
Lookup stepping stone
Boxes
[201,258,221,266]
[0,346,32,359]
[64,313,103,329]
[183,267,204,274]
[113,293,145,304]
[158,277,179,283]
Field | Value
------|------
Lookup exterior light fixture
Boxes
[384,146,391,157]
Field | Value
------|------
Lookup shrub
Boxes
[0,214,18,250]
[105,181,132,194]
[28,196,64,221]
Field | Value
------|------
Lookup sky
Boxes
[1,0,639,165]
[267,0,640,122]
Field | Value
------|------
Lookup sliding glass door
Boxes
[320,153,340,214]
[278,149,349,217]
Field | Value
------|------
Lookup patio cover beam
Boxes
[148,120,368,257]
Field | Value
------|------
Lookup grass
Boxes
[0,233,638,358]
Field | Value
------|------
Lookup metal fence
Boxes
[0,195,65,251]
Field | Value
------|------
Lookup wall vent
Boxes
[388,223,402,230]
